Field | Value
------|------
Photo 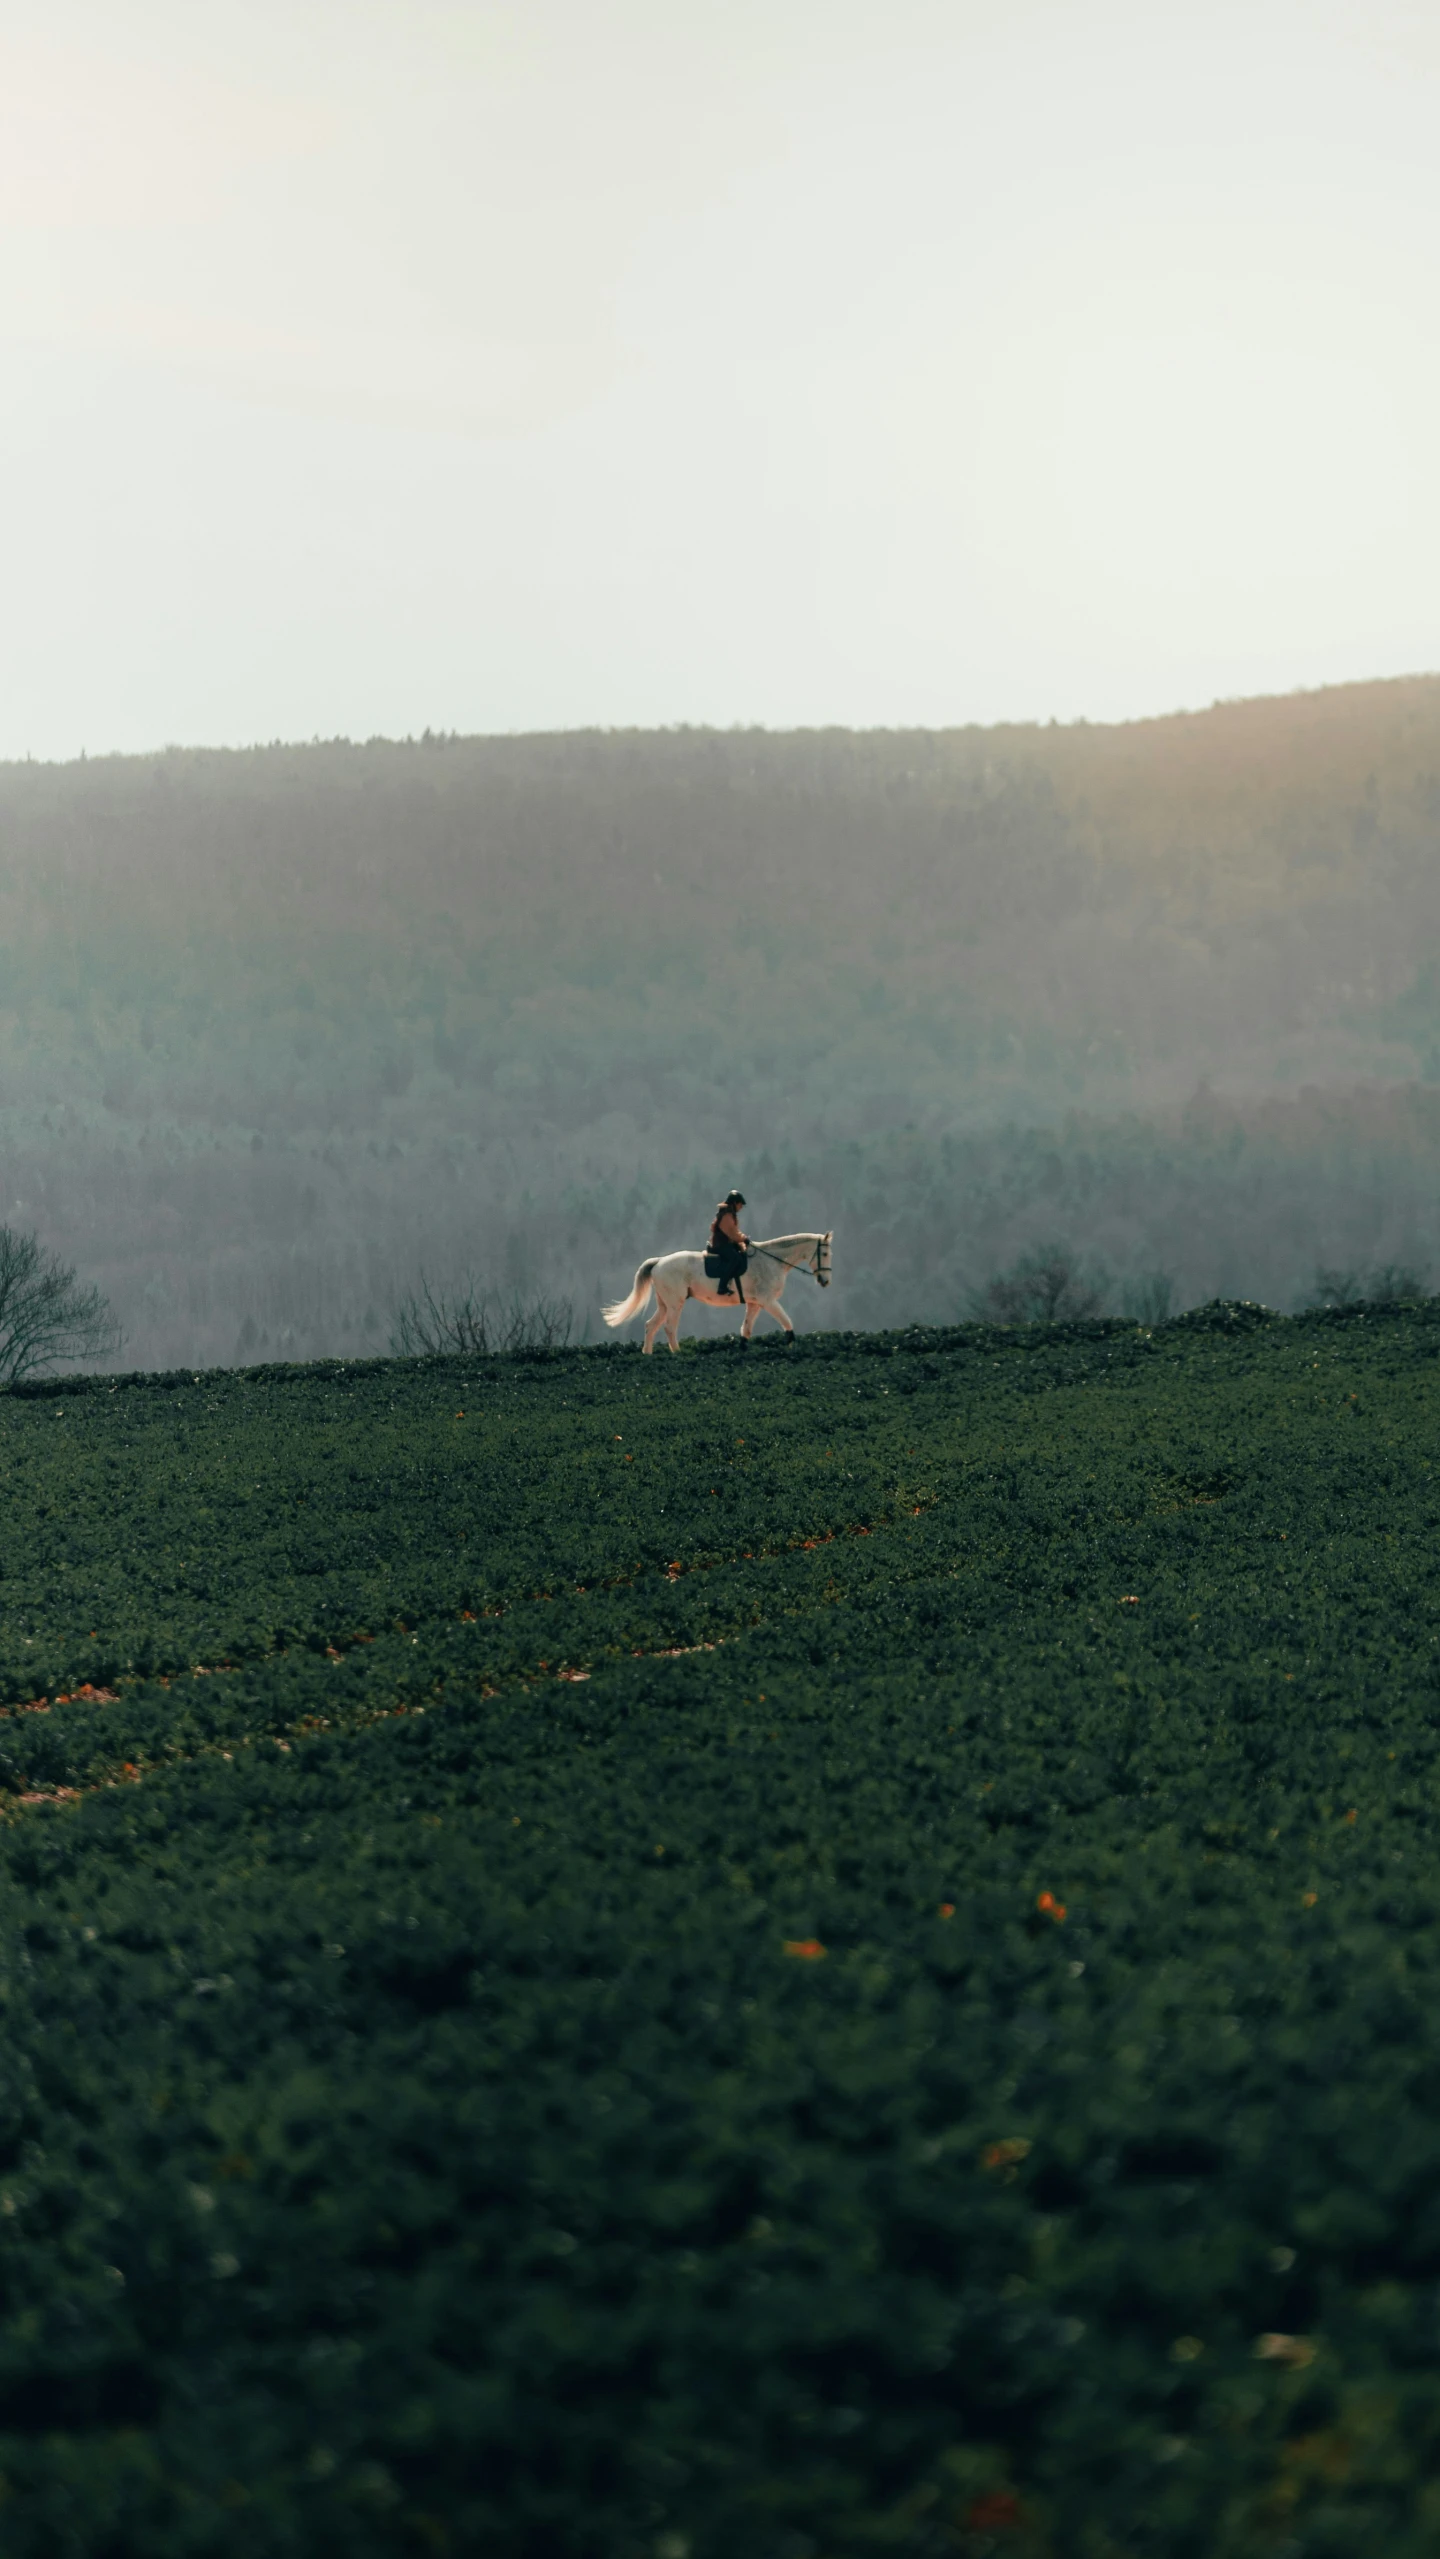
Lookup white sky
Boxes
[2,0,1438,757]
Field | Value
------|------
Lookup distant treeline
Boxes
[2,678,1439,1366]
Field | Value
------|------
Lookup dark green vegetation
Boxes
[7,675,1440,1363]
[2,1307,1440,2554]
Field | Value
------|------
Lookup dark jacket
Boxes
[707,1208,748,1278]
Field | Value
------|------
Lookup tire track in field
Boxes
[0,1497,937,1816]
[2,1497,931,1719]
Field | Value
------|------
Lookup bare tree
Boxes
[0,1227,122,1385]
[390,1275,573,1358]
[967,1241,1110,1325]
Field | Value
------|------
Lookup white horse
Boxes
[603,1231,833,1353]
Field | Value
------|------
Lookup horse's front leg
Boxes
[757,1276,793,1336]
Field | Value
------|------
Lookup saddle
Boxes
[703,1249,749,1290]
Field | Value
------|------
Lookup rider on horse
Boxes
[707,1191,750,1300]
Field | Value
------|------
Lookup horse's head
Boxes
[816,1231,833,1288]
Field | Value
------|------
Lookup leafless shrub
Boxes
[1304,1266,1366,1309]
[1302,1262,1428,1310]
[967,1242,1110,1325]
[389,1275,574,1358]
[0,1226,123,1384]
[1368,1262,1428,1302]
[1120,1270,1175,1325]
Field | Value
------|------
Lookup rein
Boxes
[744,1236,825,1278]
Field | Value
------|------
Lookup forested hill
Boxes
[7,674,1440,1125]
[1,676,1439,1367]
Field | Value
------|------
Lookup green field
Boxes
[1,1306,1439,2555]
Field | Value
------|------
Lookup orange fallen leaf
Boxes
[1255,2332,1316,2368]
[1037,1891,1067,1922]
[939,1902,955,1919]
[784,1938,826,1961]
[981,2138,1032,2171]
[965,2492,1022,2533]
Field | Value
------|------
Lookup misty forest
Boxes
[5,673,1440,1370]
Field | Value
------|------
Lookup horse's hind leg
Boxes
[648,1289,683,1354]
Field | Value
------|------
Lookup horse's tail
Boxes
[603,1259,659,1328]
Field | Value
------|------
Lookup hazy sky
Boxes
[3,0,1438,758]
